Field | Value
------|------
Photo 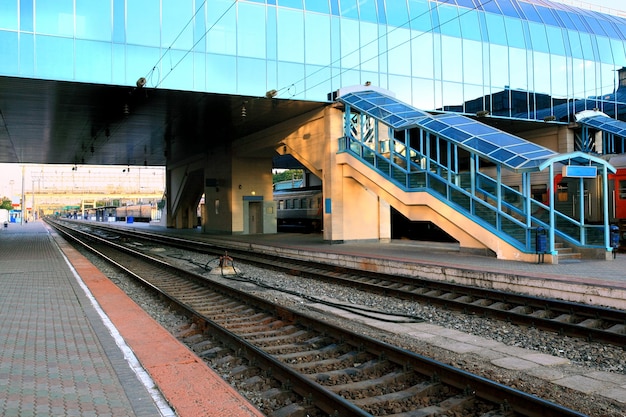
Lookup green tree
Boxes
[273,169,303,183]
[1,198,12,210]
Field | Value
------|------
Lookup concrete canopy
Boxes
[0,76,326,167]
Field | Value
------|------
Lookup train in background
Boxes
[273,186,322,233]
[82,204,158,223]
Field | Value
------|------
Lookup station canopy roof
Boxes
[338,90,613,173]
[577,111,626,138]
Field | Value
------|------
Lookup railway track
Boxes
[58,219,626,349]
[47,219,590,416]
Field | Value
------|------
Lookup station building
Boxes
[2,0,626,262]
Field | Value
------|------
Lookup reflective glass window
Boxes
[579,32,595,60]
[598,20,619,39]
[454,0,476,9]
[389,28,411,76]
[614,22,626,40]
[127,0,160,47]
[277,8,304,62]
[495,0,519,18]
[112,0,125,43]
[532,52,550,95]
[126,44,159,84]
[551,54,567,97]
[490,44,508,90]
[278,61,305,98]
[567,12,590,33]
[359,21,378,72]
[0,31,18,74]
[193,52,206,91]
[207,2,236,55]
[358,0,377,24]
[35,0,73,37]
[267,7,277,60]
[596,36,613,65]
[111,43,125,84]
[555,10,576,31]
[330,0,339,16]
[0,1,18,30]
[237,57,266,94]
[481,1,502,15]
[238,3,266,58]
[546,26,565,56]
[75,39,112,83]
[459,10,481,42]
[162,0,193,50]
[441,36,462,82]
[20,33,34,75]
[20,0,33,32]
[305,64,333,99]
[504,16,525,49]
[484,13,506,46]
[412,77,434,110]
[583,16,608,37]
[278,0,303,9]
[206,53,236,93]
[442,81,463,111]
[305,13,330,65]
[508,47,527,91]
[528,22,549,54]
[462,39,482,85]
[535,6,558,27]
[304,0,329,14]
[412,31,433,79]
[76,0,112,42]
[158,50,193,89]
[437,5,461,38]
[408,0,432,33]
[389,75,412,104]
[567,29,583,59]
[376,0,387,24]
[386,0,409,27]
[340,18,359,69]
[35,35,73,79]
[610,38,626,67]
[517,2,541,24]
[340,0,358,19]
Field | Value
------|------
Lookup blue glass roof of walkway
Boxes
[578,114,626,138]
[339,90,560,172]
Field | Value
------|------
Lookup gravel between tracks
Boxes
[86,246,625,417]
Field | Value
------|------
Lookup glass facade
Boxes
[1,0,626,123]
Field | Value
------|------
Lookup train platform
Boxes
[0,220,265,417]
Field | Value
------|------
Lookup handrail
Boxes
[339,136,604,254]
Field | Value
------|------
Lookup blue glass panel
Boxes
[481,1,502,16]
[305,13,330,65]
[423,119,448,133]
[206,53,236,93]
[567,29,583,59]
[459,10,481,42]
[436,114,471,126]
[555,10,576,30]
[376,0,386,24]
[75,39,112,83]
[598,19,619,39]
[567,11,590,33]
[35,35,73,79]
[304,0,329,14]
[238,3,266,58]
[330,0,339,16]
[507,143,544,153]
[614,22,626,41]
[579,32,595,60]
[610,38,626,67]
[0,0,18,30]
[534,5,558,26]
[358,0,377,23]
[454,0,476,9]
[76,0,112,42]
[528,22,549,54]
[386,0,409,27]
[278,0,303,9]
[495,0,519,18]
[517,2,541,24]
[207,2,236,55]
[238,57,267,94]
[440,126,472,142]
[596,36,613,64]
[19,33,34,75]
[278,61,305,98]
[340,0,359,19]
[506,156,526,168]
[464,138,498,154]
[408,0,432,33]
[20,0,33,32]
[490,148,516,162]
[127,0,160,47]
[504,16,525,49]
[36,0,73,36]
[438,5,461,38]
[583,16,608,36]
[546,26,565,56]
[461,122,498,136]
[112,0,125,43]
[0,31,18,74]
[481,132,521,147]
[484,13,506,46]
[430,4,441,34]
[162,0,193,49]
[278,8,304,62]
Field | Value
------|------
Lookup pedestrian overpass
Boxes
[335,89,616,263]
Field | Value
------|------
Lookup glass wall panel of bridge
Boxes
[337,88,617,256]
